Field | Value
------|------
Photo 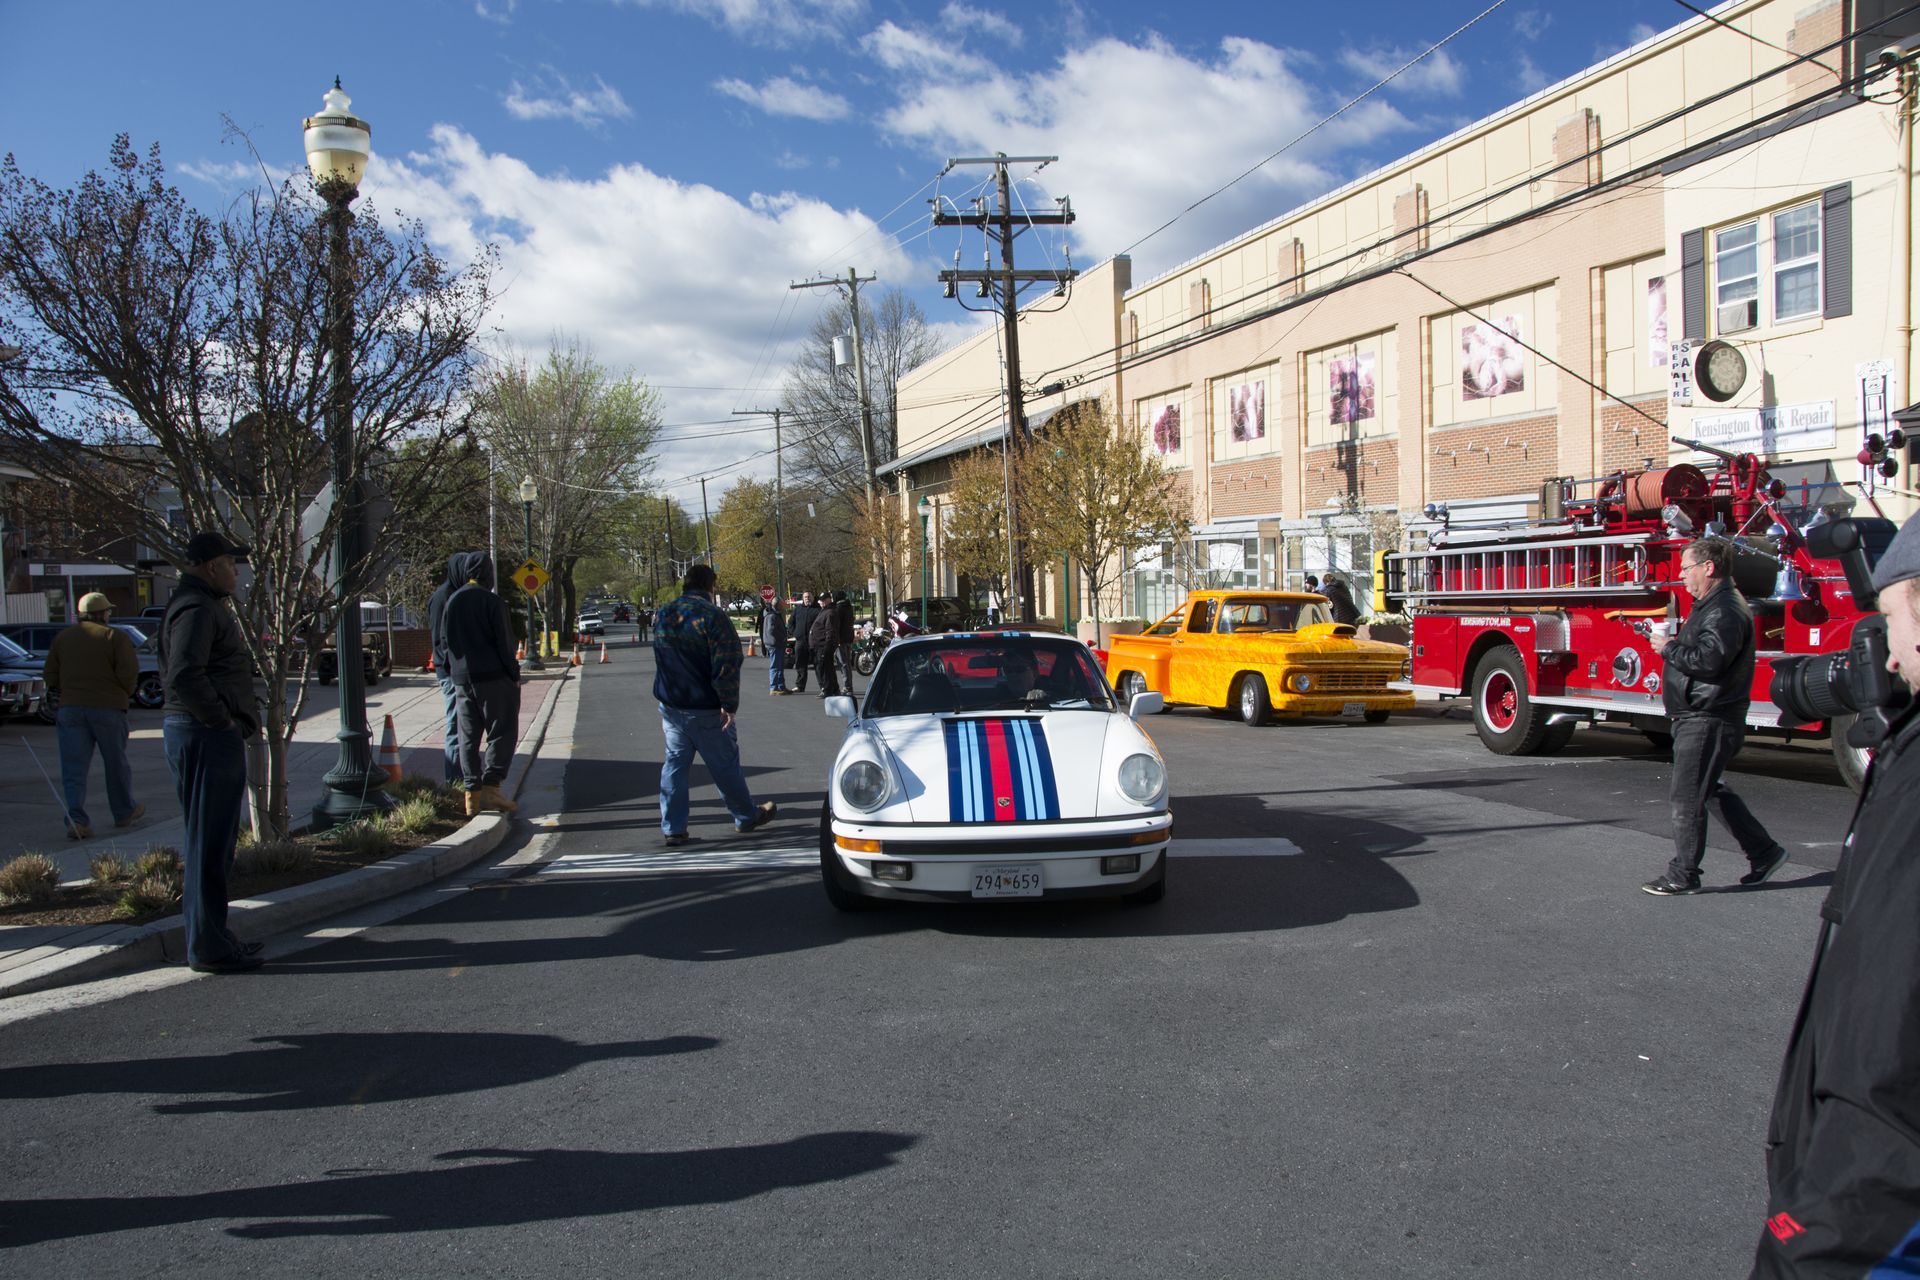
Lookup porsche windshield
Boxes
[867,639,1114,716]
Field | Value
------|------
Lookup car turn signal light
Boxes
[836,835,885,854]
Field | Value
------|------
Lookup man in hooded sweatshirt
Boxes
[439,552,520,815]
[424,553,464,784]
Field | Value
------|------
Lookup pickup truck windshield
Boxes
[867,640,1114,716]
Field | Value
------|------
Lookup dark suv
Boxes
[891,597,972,633]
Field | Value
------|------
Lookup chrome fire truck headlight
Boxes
[1116,753,1164,804]
[839,760,889,811]
[1288,673,1314,693]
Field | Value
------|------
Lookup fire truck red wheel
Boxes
[1471,647,1549,755]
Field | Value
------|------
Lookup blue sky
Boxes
[3,0,1690,504]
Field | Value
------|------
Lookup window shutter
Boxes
[1681,228,1706,341]
[1822,183,1851,319]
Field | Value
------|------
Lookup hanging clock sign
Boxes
[1693,340,1748,403]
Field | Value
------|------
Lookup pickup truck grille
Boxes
[1311,670,1394,692]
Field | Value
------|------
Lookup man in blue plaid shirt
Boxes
[652,564,777,846]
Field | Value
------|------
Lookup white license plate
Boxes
[1341,701,1366,717]
[971,864,1043,898]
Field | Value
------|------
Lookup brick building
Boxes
[891,0,1920,624]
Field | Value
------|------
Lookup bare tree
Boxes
[941,448,1016,607]
[779,289,941,503]
[1017,400,1189,646]
[0,137,495,833]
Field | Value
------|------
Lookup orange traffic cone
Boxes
[598,642,610,664]
[516,642,526,661]
[425,653,436,673]
[377,714,402,786]
[571,646,583,667]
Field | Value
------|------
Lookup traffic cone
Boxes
[425,653,435,673]
[598,641,610,664]
[377,714,402,787]
[571,646,583,667]
[516,642,526,661]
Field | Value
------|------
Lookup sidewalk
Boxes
[0,665,575,997]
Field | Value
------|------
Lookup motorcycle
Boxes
[853,626,893,676]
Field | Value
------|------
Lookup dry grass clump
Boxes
[392,774,440,801]
[112,874,182,919]
[0,852,61,905]
[88,851,131,887]
[234,838,313,877]
[388,793,440,837]
[333,821,396,860]
[132,846,183,880]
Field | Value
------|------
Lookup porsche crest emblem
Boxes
[996,797,1012,808]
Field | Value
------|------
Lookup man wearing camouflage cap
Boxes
[1751,510,1920,1277]
[45,590,143,840]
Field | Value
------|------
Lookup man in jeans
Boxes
[653,564,776,846]
[424,553,464,784]
[46,591,143,840]
[159,532,262,974]
[1642,536,1786,895]
[438,552,520,816]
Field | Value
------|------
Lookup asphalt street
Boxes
[0,622,1857,1277]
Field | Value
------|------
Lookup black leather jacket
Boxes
[1659,577,1755,723]
[159,573,257,733]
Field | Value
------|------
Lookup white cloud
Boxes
[475,0,516,23]
[863,20,992,77]
[773,148,812,169]
[714,75,852,121]
[940,3,1021,45]
[1514,10,1552,41]
[1516,52,1551,93]
[1339,45,1466,96]
[1626,22,1658,45]
[876,32,1412,276]
[618,0,867,44]
[502,73,633,129]
[178,158,261,191]
[365,127,920,497]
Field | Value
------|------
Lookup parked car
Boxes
[314,640,388,687]
[0,633,45,720]
[576,612,606,637]
[818,631,1170,910]
[1102,591,1413,727]
[0,621,166,713]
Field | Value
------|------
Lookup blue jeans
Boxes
[437,676,461,782]
[56,706,136,829]
[658,706,758,835]
[162,715,249,965]
[767,648,787,692]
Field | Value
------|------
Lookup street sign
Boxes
[512,559,550,594]
[759,585,776,603]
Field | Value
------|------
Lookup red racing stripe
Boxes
[983,719,1017,822]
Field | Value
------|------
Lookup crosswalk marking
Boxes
[535,835,1304,876]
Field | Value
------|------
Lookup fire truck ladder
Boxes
[1385,532,1662,605]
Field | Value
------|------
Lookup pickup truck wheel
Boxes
[136,674,165,710]
[1471,647,1549,755]
[1235,673,1272,726]
[1363,709,1391,725]
[1116,671,1149,705]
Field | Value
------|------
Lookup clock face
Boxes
[1695,340,1747,403]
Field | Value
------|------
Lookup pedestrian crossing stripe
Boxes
[532,837,1302,875]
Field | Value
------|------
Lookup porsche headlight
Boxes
[1116,753,1165,804]
[1288,673,1314,693]
[839,760,889,811]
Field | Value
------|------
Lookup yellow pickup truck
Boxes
[1104,590,1413,726]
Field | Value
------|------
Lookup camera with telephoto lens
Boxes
[1770,517,1912,749]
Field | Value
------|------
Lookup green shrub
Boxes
[333,821,396,860]
[111,874,182,919]
[234,838,313,877]
[388,793,440,837]
[87,852,130,886]
[0,852,61,905]
[132,846,183,880]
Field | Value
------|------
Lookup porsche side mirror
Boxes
[1128,691,1164,719]
[824,695,857,719]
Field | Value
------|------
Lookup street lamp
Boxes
[917,495,933,632]
[305,79,388,828]
[520,474,544,669]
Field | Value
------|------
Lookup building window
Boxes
[1713,200,1821,333]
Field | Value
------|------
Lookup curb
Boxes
[0,669,573,1000]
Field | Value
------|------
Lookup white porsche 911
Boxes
[819,631,1172,909]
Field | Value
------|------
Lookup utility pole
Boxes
[699,477,713,565]
[733,408,786,605]
[792,268,889,614]
[933,153,1076,622]
[663,494,675,584]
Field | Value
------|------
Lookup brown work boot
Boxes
[464,789,482,817]
[477,784,518,814]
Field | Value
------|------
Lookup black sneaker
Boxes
[663,832,699,848]
[736,802,778,833]
[1740,847,1790,886]
[1641,874,1702,896]
[189,953,264,974]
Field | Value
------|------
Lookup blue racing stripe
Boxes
[1010,720,1043,819]
[944,721,965,822]
[1024,719,1060,818]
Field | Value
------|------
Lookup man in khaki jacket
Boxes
[45,592,143,839]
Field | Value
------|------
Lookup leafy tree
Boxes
[940,448,1019,607]
[1018,400,1189,645]
[0,137,495,834]
[711,477,779,597]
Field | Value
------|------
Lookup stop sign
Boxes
[760,585,776,603]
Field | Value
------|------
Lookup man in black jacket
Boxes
[424,553,463,783]
[1751,511,1920,1276]
[1643,536,1783,895]
[833,590,857,696]
[438,552,520,816]
[808,601,840,697]
[159,531,262,974]
[789,591,820,693]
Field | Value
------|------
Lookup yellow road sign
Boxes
[512,559,550,594]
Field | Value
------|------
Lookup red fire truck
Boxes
[1381,442,1899,788]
